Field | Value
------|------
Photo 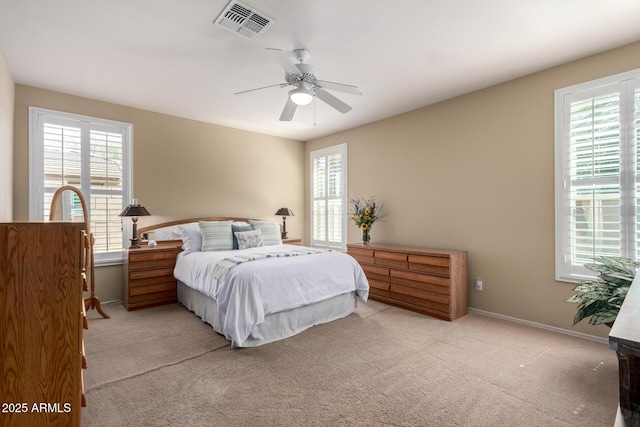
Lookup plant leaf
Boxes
[589,310,619,325]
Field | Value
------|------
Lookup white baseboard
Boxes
[468,308,609,345]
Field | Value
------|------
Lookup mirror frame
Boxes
[49,185,110,319]
[49,185,90,228]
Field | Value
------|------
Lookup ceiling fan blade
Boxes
[266,48,300,76]
[315,89,352,114]
[279,98,298,121]
[234,83,288,96]
[316,80,362,96]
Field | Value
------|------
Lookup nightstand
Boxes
[123,244,180,310]
[283,238,302,245]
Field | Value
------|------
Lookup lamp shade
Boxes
[275,207,294,217]
[119,203,151,217]
[288,87,313,106]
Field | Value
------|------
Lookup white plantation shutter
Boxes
[30,107,132,264]
[555,70,640,281]
[311,144,347,249]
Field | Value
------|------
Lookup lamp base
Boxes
[129,238,141,249]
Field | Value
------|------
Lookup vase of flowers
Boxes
[350,197,387,245]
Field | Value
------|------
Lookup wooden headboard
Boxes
[136,217,257,244]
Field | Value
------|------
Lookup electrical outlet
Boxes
[475,277,483,291]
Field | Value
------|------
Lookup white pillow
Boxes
[248,220,282,246]
[153,225,182,241]
[234,229,263,250]
[178,223,201,253]
[199,221,233,251]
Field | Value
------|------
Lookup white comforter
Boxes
[174,244,369,346]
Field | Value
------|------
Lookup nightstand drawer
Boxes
[129,266,174,280]
[129,257,176,271]
[129,280,176,296]
[128,289,177,306]
[130,248,176,260]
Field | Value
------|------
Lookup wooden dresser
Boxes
[0,222,89,426]
[347,243,468,321]
[123,244,181,310]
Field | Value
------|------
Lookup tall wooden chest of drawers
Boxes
[123,244,180,310]
[347,243,468,321]
[0,222,88,426]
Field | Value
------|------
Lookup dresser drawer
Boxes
[374,250,408,269]
[369,287,390,298]
[408,254,450,276]
[368,278,390,292]
[348,247,374,264]
[362,264,390,282]
[390,286,449,313]
[408,254,449,267]
[390,269,449,291]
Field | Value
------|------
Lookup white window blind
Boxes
[310,143,347,250]
[555,69,640,281]
[29,107,132,264]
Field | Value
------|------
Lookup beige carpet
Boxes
[82,300,618,426]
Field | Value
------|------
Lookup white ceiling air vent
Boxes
[214,1,274,39]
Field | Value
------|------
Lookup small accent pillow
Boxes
[234,229,263,250]
[231,224,253,249]
[178,223,201,253]
[248,220,282,246]
[199,221,233,251]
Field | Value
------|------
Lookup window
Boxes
[29,107,132,264]
[310,143,347,250]
[555,69,640,282]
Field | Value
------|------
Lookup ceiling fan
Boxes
[234,48,362,121]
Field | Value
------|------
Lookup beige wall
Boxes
[0,49,14,221]
[305,41,640,339]
[13,86,304,301]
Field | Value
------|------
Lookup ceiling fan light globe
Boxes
[288,87,314,105]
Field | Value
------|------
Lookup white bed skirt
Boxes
[177,281,358,347]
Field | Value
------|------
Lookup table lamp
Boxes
[274,207,294,239]
[119,199,151,248]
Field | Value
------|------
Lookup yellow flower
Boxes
[360,223,369,230]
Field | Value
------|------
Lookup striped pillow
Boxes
[248,220,282,246]
[199,221,233,251]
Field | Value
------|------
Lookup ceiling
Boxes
[1,1,640,142]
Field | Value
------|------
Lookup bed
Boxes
[137,217,369,347]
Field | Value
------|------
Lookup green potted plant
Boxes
[566,256,640,327]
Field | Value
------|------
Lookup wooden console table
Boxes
[347,243,467,321]
[610,273,640,426]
